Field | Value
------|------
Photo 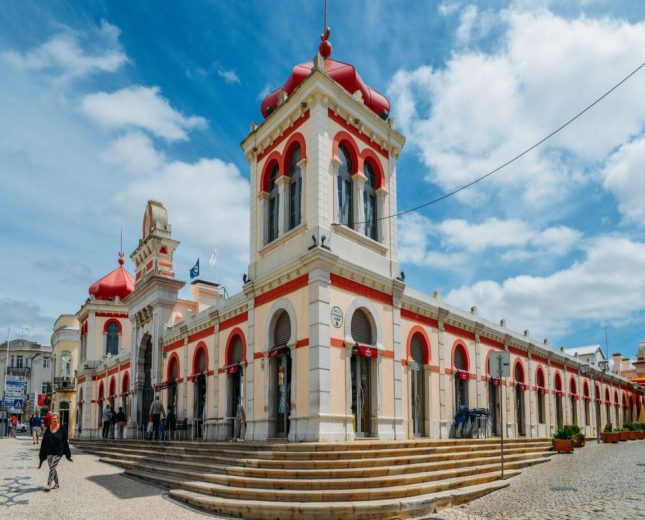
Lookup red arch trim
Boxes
[281,133,307,178]
[535,365,546,388]
[98,381,105,399]
[109,376,116,396]
[451,339,470,372]
[259,151,282,193]
[583,380,590,397]
[359,148,386,190]
[406,326,430,365]
[513,359,525,383]
[225,327,247,366]
[103,318,122,333]
[605,387,611,402]
[167,352,180,381]
[121,372,130,393]
[569,376,578,395]
[554,371,563,391]
[332,131,359,175]
[192,342,209,375]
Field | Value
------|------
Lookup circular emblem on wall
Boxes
[331,306,343,328]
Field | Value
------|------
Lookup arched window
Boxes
[274,311,291,346]
[351,309,372,345]
[168,356,178,381]
[536,368,545,424]
[514,362,524,383]
[268,163,280,243]
[289,145,302,230]
[229,336,244,365]
[410,333,425,366]
[363,160,377,240]
[195,347,207,374]
[454,347,466,371]
[337,144,353,228]
[106,322,119,356]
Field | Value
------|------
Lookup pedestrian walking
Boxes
[11,415,18,438]
[32,414,43,444]
[38,412,72,492]
[167,405,176,441]
[149,396,165,441]
[109,407,116,439]
[115,407,126,440]
[102,405,111,439]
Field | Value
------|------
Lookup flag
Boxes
[190,258,200,279]
[209,247,218,269]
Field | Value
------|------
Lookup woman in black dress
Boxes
[38,412,72,491]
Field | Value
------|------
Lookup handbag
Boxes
[146,421,153,434]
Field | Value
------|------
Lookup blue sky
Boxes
[1,0,645,361]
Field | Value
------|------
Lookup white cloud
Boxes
[601,136,645,226]
[388,11,645,210]
[115,154,250,260]
[257,84,275,101]
[101,131,165,173]
[80,86,207,141]
[456,5,478,45]
[400,214,581,265]
[1,20,128,81]
[0,298,55,344]
[445,236,645,338]
[217,68,240,84]
[439,1,461,16]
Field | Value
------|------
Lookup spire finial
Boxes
[118,229,125,265]
[319,0,332,59]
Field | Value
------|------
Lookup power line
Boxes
[365,59,645,224]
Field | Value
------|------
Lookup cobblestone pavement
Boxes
[426,441,645,520]
[0,434,223,520]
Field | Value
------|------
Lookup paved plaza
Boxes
[1,434,643,519]
[428,441,645,520]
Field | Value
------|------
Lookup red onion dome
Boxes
[261,58,390,119]
[89,252,135,301]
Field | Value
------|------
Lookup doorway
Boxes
[515,386,525,436]
[141,337,154,425]
[409,332,426,437]
[194,376,207,438]
[59,401,70,431]
[274,349,291,437]
[488,380,499,436]
[351,350,372,437]
[556,396,564,429]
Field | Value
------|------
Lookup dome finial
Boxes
[118,229,125,265]
[319,0,332,59]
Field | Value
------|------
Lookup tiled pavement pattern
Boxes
[427,441,645,520]
[0,435,215,519]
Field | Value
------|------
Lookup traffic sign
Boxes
[489,351,511,378]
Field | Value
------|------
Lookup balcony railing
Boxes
[53,378,76,391]
[7,366,30,376]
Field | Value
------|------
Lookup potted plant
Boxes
[601,423,611,443]
[624,423,640,440]
[553,427,574,453]
[616,428,629,442]
[604,423,620,443]
[638,423,645,440]
[570,425,586,447]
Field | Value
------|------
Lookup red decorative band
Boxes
[330,274,393,306]
[257,110,310,163]
[401,309,438,328]
[328,109,389,159]
[255,274,309,307]
[188,326,214,344]
[220,311,248,331]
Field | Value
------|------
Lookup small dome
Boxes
[89,253,135,301]
[261,58,390,119]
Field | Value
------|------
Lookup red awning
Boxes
[356,345,378,358]
[268,343,288,357]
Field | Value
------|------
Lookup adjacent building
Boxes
[0,339,52,421]
[50,315,80,432]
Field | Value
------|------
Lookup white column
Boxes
[212,322,220,419]
[376,188,388,245]
[437,309,449,438]
[257,192,269,248]
[243,284,256,440]
[528,353,535,437]
[276,176,289,237]
[352,173,367,235]
[392,282,404,439]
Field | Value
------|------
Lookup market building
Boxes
[71,40,644,441]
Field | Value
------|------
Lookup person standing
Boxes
[11,415,18,437]
[38,412,72,492]
[101,405,111,440]
[166,405,176,441]
[115,407,126,440]
[148,396,165,441]
[32,414,43,444]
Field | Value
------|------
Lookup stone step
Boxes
[98,449,550,480]
[168,479,510,520]
[74,439,552,460]
[104,454,547,491]
[79,443,550,470]
[72,437,551,452]
[125,466,520,503]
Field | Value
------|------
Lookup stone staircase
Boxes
[72,437,553,519]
